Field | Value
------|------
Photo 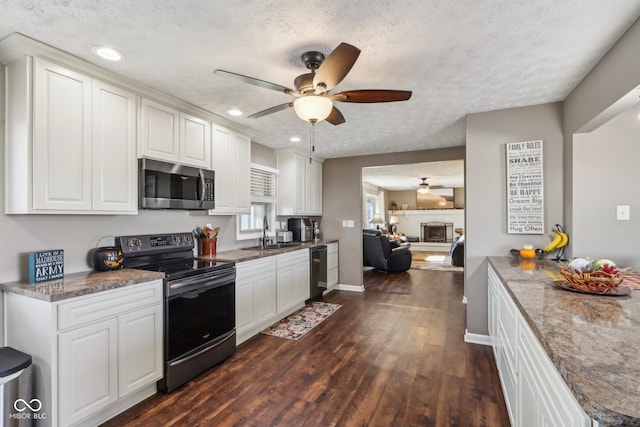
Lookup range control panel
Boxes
[117,232,195,256]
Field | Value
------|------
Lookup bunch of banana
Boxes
[543,224,569,252]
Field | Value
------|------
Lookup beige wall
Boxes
[251,142,277,168]
[466,103,564,336]
[387,190,418,210]
[323,147,465,287]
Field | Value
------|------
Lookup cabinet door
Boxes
[140,98,180,162]
[91,80,138,212]
[33,57,92,211]
[118,304,163,397]
[293,154,307,214]
[210,125,233,213]
[305,159,323,215]
[233,133,251,213]
[277,250,309,314]
[59,318,118,426]
[180,113,211,168]
[327,242,339,289]
[236,258,277,340]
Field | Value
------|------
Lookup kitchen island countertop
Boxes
[1,269,165,302]
[489,256,640,426]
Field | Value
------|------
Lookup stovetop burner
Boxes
[116,232,234,280]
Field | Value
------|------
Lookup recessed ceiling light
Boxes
[227,109,243,116]
[290,136,301,143]
[92,46,125,62]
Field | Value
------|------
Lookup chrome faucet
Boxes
[262,216,269,247]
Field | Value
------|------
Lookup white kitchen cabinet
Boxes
[140,98,214,169]
[488,265,592,427]
[4,280,163,427]
[179,112,211,168]
[5,56,137,214]
[58,318,119,426]
[276,150,323,216]
[327,242,339,291]
[91,79,138,212]
[209,125,251,214]
[276,249,310,315]
[305,157,323,216]
[139,98,180,163]
[236,257,277,344]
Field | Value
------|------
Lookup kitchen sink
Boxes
[241,242,303,250]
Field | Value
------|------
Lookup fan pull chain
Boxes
[309,123,316,163]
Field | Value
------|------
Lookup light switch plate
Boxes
[616,205,630,220]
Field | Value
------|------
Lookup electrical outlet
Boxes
[616,205,630,220]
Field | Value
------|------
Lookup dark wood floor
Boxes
[102,268,509,427]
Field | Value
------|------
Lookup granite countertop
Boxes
[1,269,165,302]
[199,239,338,263]
[488,256,640,426]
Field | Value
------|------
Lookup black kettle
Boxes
[92,237,123,271]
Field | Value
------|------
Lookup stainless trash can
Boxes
[0,347,32,427]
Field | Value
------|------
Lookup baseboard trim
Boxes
[335,283,365,293]
[464,330,491,346]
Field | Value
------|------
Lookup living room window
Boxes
[363,183,385,230]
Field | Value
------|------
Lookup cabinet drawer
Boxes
[58,280,163,331]
[276,248,309,268]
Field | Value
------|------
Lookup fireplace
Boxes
[421,222,454,243]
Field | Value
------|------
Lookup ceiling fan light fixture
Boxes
[293,96,333,123]
[417,178,430,194]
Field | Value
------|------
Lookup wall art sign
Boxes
[29,249,64,283]
[506,140,544,234]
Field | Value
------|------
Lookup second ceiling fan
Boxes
[213,42,412,125]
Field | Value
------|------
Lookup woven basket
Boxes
[560,268,623,293]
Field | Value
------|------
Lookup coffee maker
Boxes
[287,217,313,242]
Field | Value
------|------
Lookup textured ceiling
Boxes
[363,160,464,191]
[1,1,640,159]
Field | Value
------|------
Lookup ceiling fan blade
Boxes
[331,90,412,103]
[313,43,361,91]
[213,69,297,96]
[247,102,294,119]
[325,106,346,125]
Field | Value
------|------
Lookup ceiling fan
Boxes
[417,177,444,193]
[213,42,412,125]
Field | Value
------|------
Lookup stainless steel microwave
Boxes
[139,158,215,210]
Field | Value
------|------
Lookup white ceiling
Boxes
[363,160,464,191]
[1,1,640,160]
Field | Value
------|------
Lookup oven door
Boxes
[166,267,235,361]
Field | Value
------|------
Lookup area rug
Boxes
[260,302,342,340]
[411,251,463,272]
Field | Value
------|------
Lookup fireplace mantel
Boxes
[388,209,464,243]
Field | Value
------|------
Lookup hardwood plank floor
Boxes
[102,268,509,427]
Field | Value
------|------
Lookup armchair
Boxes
[363,229,412,273]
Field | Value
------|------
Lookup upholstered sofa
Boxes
[363,229,412,272]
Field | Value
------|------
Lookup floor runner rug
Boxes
[260,302,342,340]
[411,251,463,272]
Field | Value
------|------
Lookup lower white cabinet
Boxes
[488,265,591,427]
[236,257,277,344]
[236,249,314,345]
[276,249,310,315]
[4,280,163,427]
[327,242,339,291]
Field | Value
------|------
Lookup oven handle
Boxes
[168,330,235,368]
[168,269,235,293]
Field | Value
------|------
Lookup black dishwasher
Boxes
[309,245,327,302]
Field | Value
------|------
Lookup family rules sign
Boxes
[506,140,544,234]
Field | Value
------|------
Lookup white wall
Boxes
[572,103,640,265]
[465,103,564,336]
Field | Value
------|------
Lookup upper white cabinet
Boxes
[140,98,180,162]
[209,124,251,214]
[91,80,138,212]
[5,56,137,214]
[140,99,211,168]
[276,150,323,216]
